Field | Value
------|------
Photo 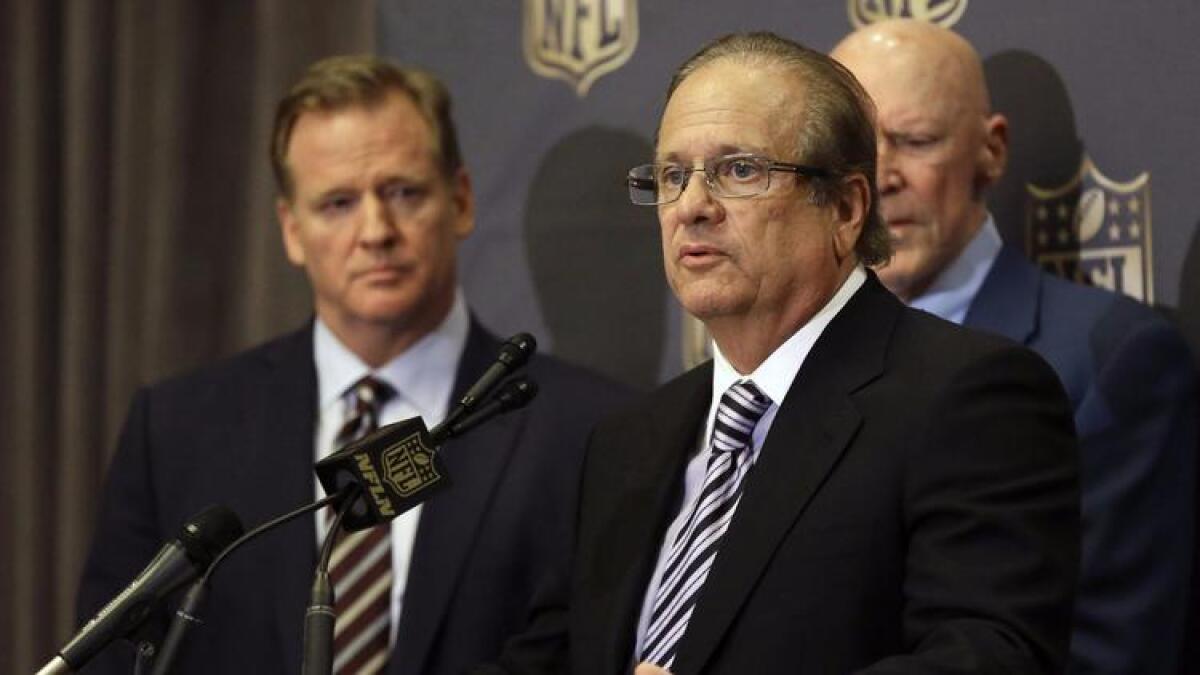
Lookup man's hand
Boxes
[634,663,671,675]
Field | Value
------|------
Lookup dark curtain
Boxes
[0,1,375,670]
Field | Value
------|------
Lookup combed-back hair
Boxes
[666,32,890,265]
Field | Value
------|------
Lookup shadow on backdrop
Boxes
[1178,220,1200,366]
[524,126,664,390]
[984,50,1083,249]
[1177,219,1200,675]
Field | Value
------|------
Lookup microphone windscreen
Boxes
[497,379,538,412]
[178,505,244,569]
[498,333,537,367]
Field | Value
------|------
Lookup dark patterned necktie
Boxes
[329,376,394,674]
[640,380,772,670]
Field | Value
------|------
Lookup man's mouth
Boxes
[678,244,726,268]
[357,264,409,283]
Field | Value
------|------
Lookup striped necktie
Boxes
[329,376,394,674]
[640,380,772,670]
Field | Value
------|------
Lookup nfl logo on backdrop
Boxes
[1027,156,1154,303]
[848,0,968,27]
[524,0,638,96]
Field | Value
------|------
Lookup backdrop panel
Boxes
[379,0,1200,383]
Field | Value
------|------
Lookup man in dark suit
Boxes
[76,56,628,675]
[833,20,1197,674]
[481,32,1079,675]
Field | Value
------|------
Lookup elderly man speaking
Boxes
[480,31,1080,675]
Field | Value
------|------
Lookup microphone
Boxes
[313,415,451,531]
[313,333,539,531]
[460,332,536,408]
[439,333,536,431]
[38,506,243,674]
[439,378,538,442]
[149,489,353,675]
[303,378,538,674]
[296,337,538,674]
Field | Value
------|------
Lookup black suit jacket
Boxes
[77,319,630,675]
[491,275,1080,675]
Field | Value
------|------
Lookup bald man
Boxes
[835,20,1197,675]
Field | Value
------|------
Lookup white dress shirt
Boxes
[312,289,469,643]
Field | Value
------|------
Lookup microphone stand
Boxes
[149,489,350,675]
[301,486,361,675]
[298,377,540,674]
[154,335,541,675]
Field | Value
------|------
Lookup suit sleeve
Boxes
[467,424,585,675]
[468,565,571,675]
[76,388,171,674]
[860,345,1081,674]
[1067,314,1197,675]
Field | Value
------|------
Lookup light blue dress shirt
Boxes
[312,289,469,643]
[908,215,1003,324]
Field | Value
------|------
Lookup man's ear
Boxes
[450,168,475,240]
[832,174,869,262]
[979,112,1009,188]
[277,197,306,266]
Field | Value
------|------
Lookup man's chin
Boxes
[884,225,919,249]
[678,292,746,324]
[331,297,423,329]
[873,259,927,302]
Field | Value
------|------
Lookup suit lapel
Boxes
[672,276,896,674]
[246,326,319,675]
[389,322,521,675]
[596,365,713,674]
[963,245,1041,345]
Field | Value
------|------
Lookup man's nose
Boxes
[672,170,722,226]
[877,146,904,194]
[360,195,397,246]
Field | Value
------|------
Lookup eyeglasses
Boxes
[627,153,833,206]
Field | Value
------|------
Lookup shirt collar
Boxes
[314,289,470,422]
[909,214,1002,325]
[711,264,867,406]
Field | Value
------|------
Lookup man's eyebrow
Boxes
[309,186,356,204]
[715,143,762,156]
[654,144,765,164]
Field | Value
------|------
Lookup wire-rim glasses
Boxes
[627,153,833,206]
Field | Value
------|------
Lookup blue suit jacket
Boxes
[965,245,1197,675]
[76,319,630,675]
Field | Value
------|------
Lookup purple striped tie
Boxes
[329,376,394,674]
[640,380,772,670]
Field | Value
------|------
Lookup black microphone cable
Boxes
[149,487,353,675]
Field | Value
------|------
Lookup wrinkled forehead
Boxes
[657,60,808,156]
